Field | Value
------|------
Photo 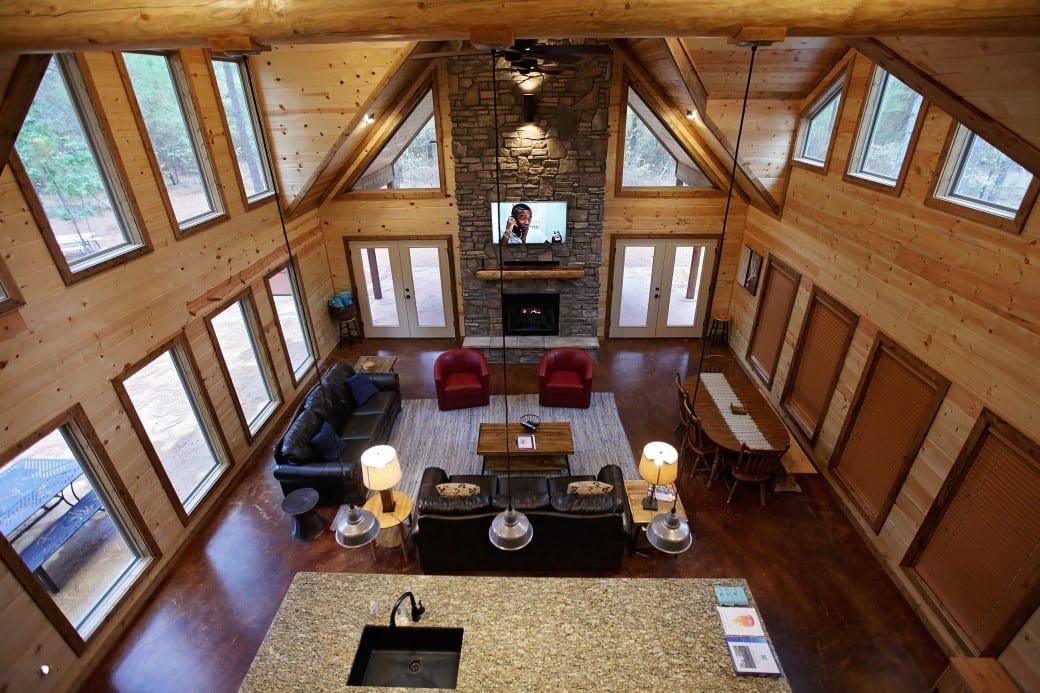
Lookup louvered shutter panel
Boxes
[747,261,798,383]
[913,429,1040,652]
[785,298,852,437]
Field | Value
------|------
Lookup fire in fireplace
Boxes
[503,293,560,336]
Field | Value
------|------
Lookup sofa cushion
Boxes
[436,482,482,498]
[310,420,346,460]
[567,480,614,495]
[493,476,551,511]
[347,372,379,405]
[339,412,386,441]
[280,410,324,465]
[354,390,398,418]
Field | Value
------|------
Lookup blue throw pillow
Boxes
[310,420,346,460]
[347,372,379,405]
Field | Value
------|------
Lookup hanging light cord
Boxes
[689,44,758,413]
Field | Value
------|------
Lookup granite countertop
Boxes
[240,573,791,692]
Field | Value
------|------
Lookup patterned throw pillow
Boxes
[436,482,482,498]
[567,480,614,495]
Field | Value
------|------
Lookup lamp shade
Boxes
[361,445,402,491]
[647,508,693,554]
[638,441,679,486]
[334,504,380,548]
[489,508,534,551]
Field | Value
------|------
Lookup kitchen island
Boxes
[241,573,790,691]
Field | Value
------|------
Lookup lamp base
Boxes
[379,488,396,513]
[642,495,659,511]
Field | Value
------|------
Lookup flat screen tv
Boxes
[491,201,568,245]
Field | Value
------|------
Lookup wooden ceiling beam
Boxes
[2,1,1040,53]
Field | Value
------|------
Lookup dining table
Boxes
[686,371,790,454]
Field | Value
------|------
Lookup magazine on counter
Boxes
[725,636,781,676]
[716,606,765,637]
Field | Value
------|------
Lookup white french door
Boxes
[348,239,455,338]
[609,238,717,338]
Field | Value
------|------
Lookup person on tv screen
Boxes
[501,203,532,244]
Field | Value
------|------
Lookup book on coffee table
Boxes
[516,434,536,450]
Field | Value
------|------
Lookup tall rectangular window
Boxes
[14,55,146,280]
[0,411,151,644]
[830,336,950,532]
[781,289,858,444]
[904,411,1040,655]
[793,75,846,169]
[266,263,314,383]
[211,57,274,202]
[122,51,225,231]
[745,256,800,387]
[207,295,279,438]
[847,67,924,190]
[115,340,228,515]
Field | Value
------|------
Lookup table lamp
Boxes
[361,444,402,513]
[638,441,679,511]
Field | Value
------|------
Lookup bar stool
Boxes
[707,314,730,346]
[329,303,364,347]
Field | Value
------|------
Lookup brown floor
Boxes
[80,338,949,692]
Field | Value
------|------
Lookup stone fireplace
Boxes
[503,293,560,336]
[446,46,612,361]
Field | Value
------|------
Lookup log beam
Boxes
[0,1,1039,53]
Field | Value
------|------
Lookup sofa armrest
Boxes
[367,371,400,391]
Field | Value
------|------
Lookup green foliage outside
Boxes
[622,106,678,186]
[858,75,923,180]
[393,117,440,188]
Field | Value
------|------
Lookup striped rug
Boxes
[387,392,639,499]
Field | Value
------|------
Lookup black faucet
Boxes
[389,591,425,628]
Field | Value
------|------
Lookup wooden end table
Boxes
[353,355,397,374]
[363,490,412,560]
[477,422,574,474]
[624,480,687,553]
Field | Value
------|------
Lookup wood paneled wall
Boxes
[0,50,336,691]
[724,50,1040,688]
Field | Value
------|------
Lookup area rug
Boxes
[386,392,639,500]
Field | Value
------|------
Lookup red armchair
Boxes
[434,349,490,410]
[538,348,593,408]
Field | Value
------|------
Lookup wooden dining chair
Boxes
[680,399,717,478]
[700,354,734,376]
[674,372,691,440]
[725,443,790,507]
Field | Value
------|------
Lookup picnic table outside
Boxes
[0,458,83,538]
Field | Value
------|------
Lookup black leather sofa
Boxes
[411,464,632,572]
[273,362,401,504]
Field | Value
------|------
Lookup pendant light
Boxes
[488,49,533,551]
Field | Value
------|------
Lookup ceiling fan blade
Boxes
[410,49,485,60]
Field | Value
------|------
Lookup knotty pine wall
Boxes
[725,51,1040,688]
[0,50,338,691]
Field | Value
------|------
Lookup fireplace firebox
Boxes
[503,293,560,336]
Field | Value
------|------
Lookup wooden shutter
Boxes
[831,336,949,532]
[781,289,858,444]
[745,256,800,386]
[906,413,1040,654]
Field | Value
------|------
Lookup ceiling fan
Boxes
[411,38,611,76]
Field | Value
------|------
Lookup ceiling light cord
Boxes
[691,44,758,411]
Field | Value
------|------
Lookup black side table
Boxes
[281,488,323,542]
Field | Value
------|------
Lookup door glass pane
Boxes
[665,246,704,327]
[360,247,399,327]
[618,246,655,327]
[210,300,274,431]
[267,266,313,376]
[1,429,142,631]
[409,247,446,327]
[122,349,225,511]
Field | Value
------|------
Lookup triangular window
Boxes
[621,87,713,189]
[351,89,441,191]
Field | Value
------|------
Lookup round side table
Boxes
[363,490,413,560]
[281,488,324,542]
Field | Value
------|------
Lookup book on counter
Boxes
[725,636,781,676]
[714,585,749,606]
[716,606,765,637]
[516,434,536,450]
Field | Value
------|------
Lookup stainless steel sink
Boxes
[347,625,464,689]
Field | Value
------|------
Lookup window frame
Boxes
[615,80,719,197]
[264,259,316,387]
[208,55,276,208]
[844,66,927,195]
[0,404,157,652]
[112,334,232,522]
[791,72,848,173]
[11,54,151,286]
[118,50,228,236]
[204,289,282,442]
[0,256,26,315]
[926,122,1039,234]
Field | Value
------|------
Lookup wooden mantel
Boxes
[475,266,585,280]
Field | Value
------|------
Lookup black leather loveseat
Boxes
[273,362,401,504]
[411,464,632,572]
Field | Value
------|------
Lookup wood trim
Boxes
[0,252,26,316]
[790,67,852,176]
[744,254,801,388]
[0,54,49,180]
[846,37,1040,178]
[262,259,315,389]
[901,409,1040,656]
[475,267,585,280]
[664,38,708,116]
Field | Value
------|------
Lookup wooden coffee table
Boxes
[477,422,574,474]
[353,355,397,373]
[624,480,687,553]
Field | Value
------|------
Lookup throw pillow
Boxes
[567,480,614,495]
[347,372,379,405]
[310,420,346,460]
[436,482,482,498]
